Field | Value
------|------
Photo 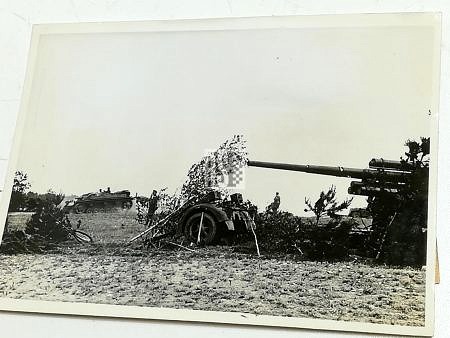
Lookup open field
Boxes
[67,211,143,244]
[4,212,34,232]
[5,211,143,243]
[0,212,426,326]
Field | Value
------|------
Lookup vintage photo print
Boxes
[0,13,440,336]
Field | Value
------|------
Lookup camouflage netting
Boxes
[137,135,248,225]
[180,135,248,201]
[134,135,249,246]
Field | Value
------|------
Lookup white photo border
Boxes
[0,13,441,337]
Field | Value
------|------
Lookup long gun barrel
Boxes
[247,160,411,182]
[247,159,414,197]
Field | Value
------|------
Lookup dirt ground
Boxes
[0,212,426,326]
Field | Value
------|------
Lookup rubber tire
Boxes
[122,201,132,209]
[184,212,218,245]
[74,203,87,213]
[72,230,93,244]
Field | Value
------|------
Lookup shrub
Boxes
[254,211,353,260]
[304,185,353,226]
[1,191,68,254]
[25,190,65,211]
[253,186,353,260]
[8,171,31,212]
[25,192,68,242]
[255,211,304,254]
[299,218,353,260]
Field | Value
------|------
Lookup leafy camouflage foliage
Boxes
[0,229,59,254]
[368,137,429,266]
[304,185,353,226]
[24,192,68,241]
[254,212,354,260]
[135,197,148,225]
[180,135,248,200]
[254,187,353,260]
[8,171,31,212]
[7,171,66,213]
[254,211,303,254]
[135,135,249,229]
[23,190,65,212]
[2,174,69,253]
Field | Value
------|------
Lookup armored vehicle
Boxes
[64,189,133,213]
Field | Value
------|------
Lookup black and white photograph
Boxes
[0,14,440,336]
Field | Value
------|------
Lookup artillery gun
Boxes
[247,158,414,197]
[248,158,428,265]
[129,191,256,245]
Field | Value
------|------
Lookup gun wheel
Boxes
[74,203,87,213]
[184,212,218,245]
[122,201,133,209]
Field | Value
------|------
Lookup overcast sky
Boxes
[15,17,438,215]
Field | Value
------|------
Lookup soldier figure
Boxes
[146,190,159,227]
[271,192,280,214]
